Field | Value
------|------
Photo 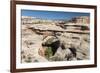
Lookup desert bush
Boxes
[81,26,89,30]
[45,47,53,60]
[25,56,32,63]
[50,56,64,61]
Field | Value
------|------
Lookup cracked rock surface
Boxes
[21,17,90,63]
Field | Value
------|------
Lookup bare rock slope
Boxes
[21,16,90,63]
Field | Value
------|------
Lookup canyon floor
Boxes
[21,19,90,63]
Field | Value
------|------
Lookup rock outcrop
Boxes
[21,16,90,63]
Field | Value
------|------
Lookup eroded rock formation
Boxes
[21,16,90,63]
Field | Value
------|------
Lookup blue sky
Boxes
[21,9,90,20]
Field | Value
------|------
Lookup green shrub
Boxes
[25,56,32,63]
[45,47,53,60]
[81,26,89,30]
[34,59,39,62]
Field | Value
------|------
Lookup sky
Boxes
[21,9,90,20]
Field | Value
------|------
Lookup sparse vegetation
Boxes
[21,16,90,63]
[25,56,32,63]
[45,47,53,60]
[34,59,39,62]
[81,26,89,30]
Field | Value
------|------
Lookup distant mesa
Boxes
[21,16,90,25]
[21,16,90,34]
